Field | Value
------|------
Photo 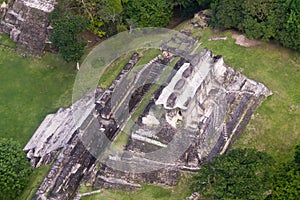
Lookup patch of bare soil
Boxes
[167,17,188,29]
[82,30,104,49]
[232,33,262,47]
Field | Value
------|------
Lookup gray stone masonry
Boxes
[0,0,56,56]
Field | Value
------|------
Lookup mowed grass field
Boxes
[0,48,76,147]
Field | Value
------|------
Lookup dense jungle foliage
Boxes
[50,0,299,61]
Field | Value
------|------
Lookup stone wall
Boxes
[0,0,56,56]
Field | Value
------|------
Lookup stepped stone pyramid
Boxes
[24,33,271,199]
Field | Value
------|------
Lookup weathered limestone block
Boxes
[23,92,95,167]
[187,192,200,200]
[0,0,56,55]
[95,176,141,191]
[10,27,20,41]
[33,136,96,200]
[95,161,181,186]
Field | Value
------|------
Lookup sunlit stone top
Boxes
[156,51,213,110]
[22,0,56,13]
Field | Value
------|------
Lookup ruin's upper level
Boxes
[21,0,56,13]
[0,0,56,55]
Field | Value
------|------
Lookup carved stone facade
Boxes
[0,0,56,56]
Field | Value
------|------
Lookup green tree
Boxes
[275,0,300,51]
[170,0,196,8]
[50,11,88,62]
[196,0,214,9]
[78,0,126,36]
[169,0,212,17]
[270,145,300,199]
[191,148,274,199]
[0,138,32,200]
[124,0,172,27]
[210,0,243,30]
[240,0,285,40]
[210,0,299,50]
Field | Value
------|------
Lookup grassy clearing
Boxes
[0,33,16,48]
[98,48,161,89]
[0,48,76,147]
[198,28,300,162]
[98,53,132,89]
[0,47,76,197]
[135,49,161,66]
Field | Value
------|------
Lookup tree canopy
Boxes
[191,148,275,199]
[191,145,300,199]
[50,11,88,62]
[210,0,300,51]
[49,0,299,63]
[124,0,173,27]
[77,0,125,36]
[270,145,300,199]
[275,0,300,51]
[0,138,32,200]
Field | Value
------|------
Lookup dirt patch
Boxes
[232,33,261,47]
[82,30,104,49]
[167,17,188,29]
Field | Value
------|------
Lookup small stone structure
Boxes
[0,0,56,56]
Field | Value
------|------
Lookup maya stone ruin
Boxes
[23,30,272,199]
[0,0,56,56]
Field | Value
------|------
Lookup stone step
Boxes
[95,176,141,190]
[131,133,167,148]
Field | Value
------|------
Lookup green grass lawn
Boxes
[0,48,76,147]
[0,33,16,48]
[0,47,77,198]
